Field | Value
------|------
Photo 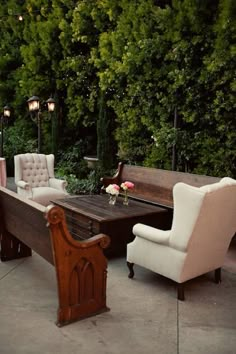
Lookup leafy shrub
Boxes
[56,169,103,195]
[56,140,89,178]
[4,119,37,176]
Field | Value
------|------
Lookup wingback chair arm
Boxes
[16,180,33,199]
[16,180,31,190]
[49,178,68,192]
[133,223,171,245]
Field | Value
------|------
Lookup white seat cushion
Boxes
[32,187,67,206]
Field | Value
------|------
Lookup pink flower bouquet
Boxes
[120,181,134,205]
[105,184,120,196]
[120,181,135,191]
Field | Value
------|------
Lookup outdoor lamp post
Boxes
[0,105,11,157]
[46,97,57,155]
[27,96,56,153]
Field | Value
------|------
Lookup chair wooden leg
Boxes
[177,283,185,301]
[127,262,134,278]
[215,268,221,283]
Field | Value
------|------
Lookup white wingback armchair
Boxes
[14,153,68,206]
[127,177,236,300]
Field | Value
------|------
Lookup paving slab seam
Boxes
[0,258,27,281]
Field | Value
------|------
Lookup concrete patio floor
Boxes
[0,178,235,354]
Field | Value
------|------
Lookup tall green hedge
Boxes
[0,0,235,177]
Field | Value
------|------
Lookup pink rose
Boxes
[121,181,134,190]
[106,184,120,195]
[113,184,120,191]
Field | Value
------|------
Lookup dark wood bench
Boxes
[0,187,110,327]
[101,162,220,226]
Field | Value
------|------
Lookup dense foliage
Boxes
[0,0,235,179]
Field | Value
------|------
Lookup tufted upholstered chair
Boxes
[14,153,68,206]
[127,177,236,300]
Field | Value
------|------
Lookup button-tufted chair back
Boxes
[14,153,68,206]
[15,153,54,188]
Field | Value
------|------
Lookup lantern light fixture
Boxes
[27,96,40,112]
[3,105,11,118]
[1,105,11,157]
[46,97,56,112]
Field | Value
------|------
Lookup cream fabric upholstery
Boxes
[127,177,236,286]
[14,153,68,206]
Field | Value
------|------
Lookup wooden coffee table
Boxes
[52,194,169,256]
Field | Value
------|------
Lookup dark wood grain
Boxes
[0,188,53,263]
[53,194,170,256]
[101,162,220,208]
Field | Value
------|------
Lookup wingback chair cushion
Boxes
[127,177,236,284]
[14,153,68,206]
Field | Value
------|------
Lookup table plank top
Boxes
[52,194,167,223]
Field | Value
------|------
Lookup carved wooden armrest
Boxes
[45,205,110,251]
[100,162,124,192]
[45,205,110,326]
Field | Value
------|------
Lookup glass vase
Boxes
[109,194,117,205]
[123,191,129,206]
